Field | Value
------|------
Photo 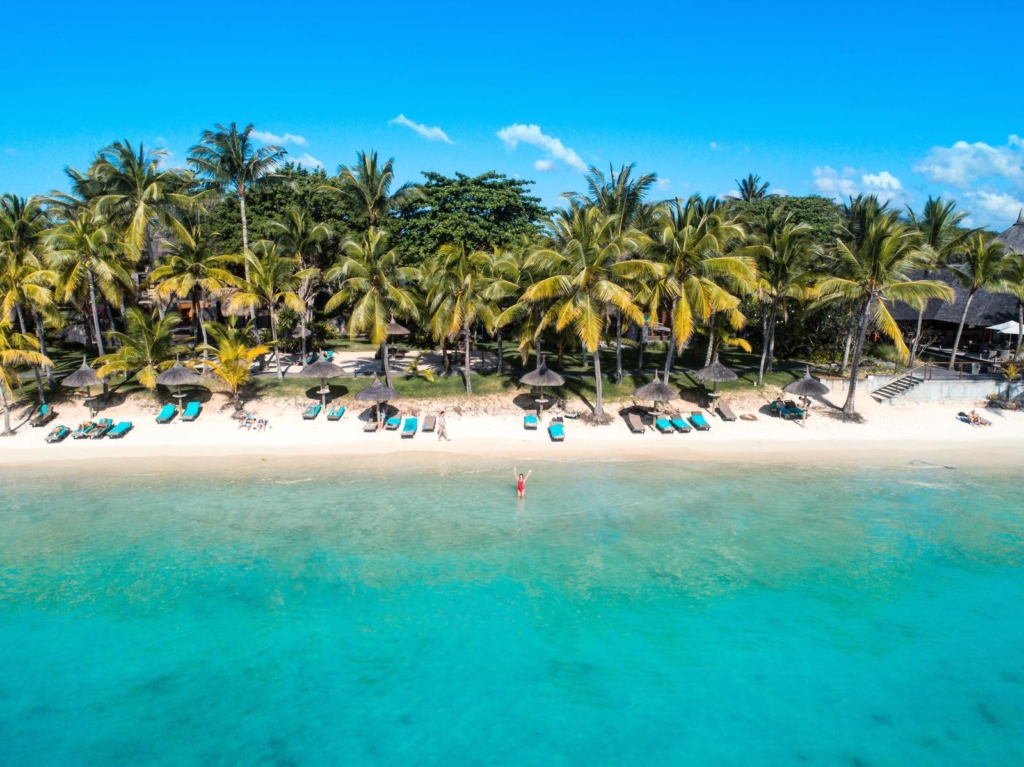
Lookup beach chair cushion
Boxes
[156,404,176,423]
[303,403,322,420]
[689,412,711,430]
[108,422,133,438]
[670,417,691,433]
[182,401,201,421]
[524,414,539,429]
[327,405,345,420]
[73,422,97,438]
[47,425,71,443]
[32,404,57,426]
[91,418,114,438]
[655,418,674,434]
[784,400,806,418]
[401,417,418,437]
[385,416,401,429]
[548,423,565,441]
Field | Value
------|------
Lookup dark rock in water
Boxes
[871,712,893,726]
[977,702,1000,726]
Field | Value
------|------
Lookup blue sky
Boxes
[2,0,1022,229]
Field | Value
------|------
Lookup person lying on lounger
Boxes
[968,410,992,426]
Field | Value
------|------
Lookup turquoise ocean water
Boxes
[1,456,1023,766]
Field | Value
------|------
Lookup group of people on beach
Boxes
[238,414,268,432]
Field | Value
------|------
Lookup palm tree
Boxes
[906,197,971,365]
[1001,251,1024,359]
[946,233,1012,370]
[0,322,51,435]
[0,194,59,392]
[225,243,312,379]
[95,308,186,389]
[87,140,192,251]
[564,163,657,383]
[324,227,421,388]
[268,207,331,361]
[736,173,771,202]
[817,205,954,414]
[640,196,754,378]
[201,321,269,411]
[46,209,134,357]
[336,150,423,228]
[149,219,237,350]
[426,244,511,393]
[188,123,286,293]
[751,208,819,385]
[520,206,657,417]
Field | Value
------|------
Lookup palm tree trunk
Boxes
[636,320,646,371]
[841,310,856,372]
[0,383,11,436]
[949,290,976,371]
[593,348,604,417]
[464,321,473,394]
[300,316,308,366]
[614,310,623,385]
[382,340,392,388]
[663,298,678,379]
[88,269,106,357]
[14,304,45,404]
[239,193,256,322]
[842,296,873,415]
[704,305,717,367]
[1017,301,1023,360]
[910,307,925,368]
[32,310,55,387]
[756,303,775,386]
[271,312,282,379]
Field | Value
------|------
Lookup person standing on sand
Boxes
[437,411,449,441]
[514,467,531,498]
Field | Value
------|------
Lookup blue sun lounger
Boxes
[90,418,114,438]
[655,417,675,434]
[31,403,57,427]
[182,401,202,421]
[327,404,345,421]
[46,425,71,443]
[689,411,711,431]
[385,415,401,430]
[323,350,335,363]
[73,421,98,439]
[670,414,691,433]
[524,414,538,430]
[156,404,176,424]
[302,403,322,420]
[402,417,418,438]
[107,422,133,439]
[548,422,565,442]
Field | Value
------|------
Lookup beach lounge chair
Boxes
[717,402,737,421]
[385,414,401,430]
[689,411,711,431]
[156,404,177,424]
[422,415,436,432]
[306,352,318,365]
[524,414,538,430]
[770,400,796,419]
[327,404,346,421]
[182,401,202,421]
[655,417,675,434]
[363,418,379,432]
[90,418,114,438]
[784,400,806,419]
[548,422,565,442]
[46,425,71,443]
[402,417,418,438]
[107,421,133,439]
[669,414,691,433]
[31,403,57,427]
[302,403,322,420]
[626,413,646,434]
[323,350,334,363]
[72,421,97,439]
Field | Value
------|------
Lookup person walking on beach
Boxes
[514,467,531,498]
[437,411,449,441]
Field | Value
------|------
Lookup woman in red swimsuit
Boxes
[514,467,532,498]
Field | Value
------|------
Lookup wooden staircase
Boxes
[871,372,926,403]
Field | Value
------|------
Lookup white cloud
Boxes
[251,129,307,146]
[812,166,906,204]
[292,153,324,169]
[534,159,555,172]
[720,190,741,200]
[773,188,789,196]
[496,123,586,171]
[388,114,453,144]
[709,141,720,150]
[913,135,1023,190]
[656,178,672,191]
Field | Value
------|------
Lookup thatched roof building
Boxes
[996,209,1024,254]
[890,270,1018,326]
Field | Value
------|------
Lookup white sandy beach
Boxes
[3,386,1023,470]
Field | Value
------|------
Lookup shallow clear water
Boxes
[1,456,1023,766]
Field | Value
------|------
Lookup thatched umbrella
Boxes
[355,375,401,427]
[520,361,565,418]
[632,372,679,414]
[299,358,346,409]
[386,319,410,336]
[156,360,201,401]
[693,361,737,392]
[783,366,830,427]
[62,356,106,415]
